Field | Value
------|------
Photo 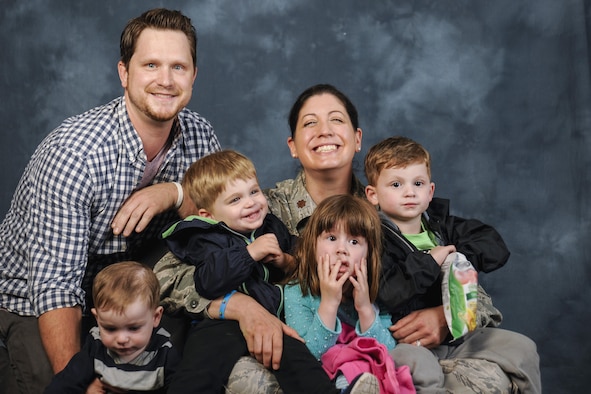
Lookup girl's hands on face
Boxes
[317,253,349,307]
[349,258,372,311]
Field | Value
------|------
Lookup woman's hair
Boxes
[288,84,359,137]
[364,136,432,186]
[120,8,197,68]
[292,194,382,302]
[182,150,258,211]
[93,261,160,313]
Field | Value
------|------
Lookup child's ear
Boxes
[91,308,98,320]
[153,306,164,327]
[365,185,379,206]
[428,182,435,201]
[198,208,214,219]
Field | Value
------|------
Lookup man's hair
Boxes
[364,136,432,186]
[93,261,160,313]
[120,8,197,68]
[292,194,382,302]
[183,150,258,212]
[288,84,359,137]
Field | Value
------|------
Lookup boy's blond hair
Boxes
[182,150,258,211]
[92,261,160,314]
[364,136,432,186]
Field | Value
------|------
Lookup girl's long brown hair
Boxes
[291,194,382,302]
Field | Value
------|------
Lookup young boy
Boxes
[163,149,379,394]
[364,136,541,393]
[44,261,179,393]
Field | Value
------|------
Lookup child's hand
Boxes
[318,254,349,308]
[350,258,375,331]
[263,252,295,273]
[428,245,457,266]
[317,254,349,329]
[350,258,371,309]
[247,233,283,262]
[85,378,106,394]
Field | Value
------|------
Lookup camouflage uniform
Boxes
[264,171,366,236]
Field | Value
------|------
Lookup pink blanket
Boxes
[321,324,415,394]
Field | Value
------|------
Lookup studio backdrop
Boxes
[1,1,589,392]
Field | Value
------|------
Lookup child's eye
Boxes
[391,182,401,188]
[328,235,337,241]
[415,181,424,187]
[129,326,140,332]
[250,188,260,196]
[349,239,359,245]
[230,197,240,204]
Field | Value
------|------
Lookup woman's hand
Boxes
[350,258,375,332]
[389,306,448,348]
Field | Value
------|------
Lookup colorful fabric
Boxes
[321,324,415,394]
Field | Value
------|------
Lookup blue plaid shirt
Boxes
[0,96,221,316]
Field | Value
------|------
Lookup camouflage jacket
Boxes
[263,170,366,236]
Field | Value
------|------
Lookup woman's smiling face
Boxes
[287,93,361,173]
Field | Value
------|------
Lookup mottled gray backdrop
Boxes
[1,1,589,392]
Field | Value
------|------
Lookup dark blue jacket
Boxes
[162,214,295,316]
[377,197,510,324]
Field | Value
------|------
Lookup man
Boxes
[0,8,220,393]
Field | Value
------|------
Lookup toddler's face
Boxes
[92,300,162,363]
[208,177,268,233]
[316,223,368,280]
[366,162,434,225]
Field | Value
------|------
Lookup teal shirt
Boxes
[284,282,396,360]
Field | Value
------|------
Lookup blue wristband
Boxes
[219,290,237,320]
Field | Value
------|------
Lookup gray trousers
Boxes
[0,310,54,394]
[390,327,541,394]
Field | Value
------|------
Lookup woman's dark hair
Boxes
[288,84,359,137]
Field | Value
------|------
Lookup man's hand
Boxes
[111,183,179,236]
[389,306,448,349]
[38,307,82,373]
[213,292,303,370]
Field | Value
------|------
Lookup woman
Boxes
[264,84,366,235]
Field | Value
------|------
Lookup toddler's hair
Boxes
[293,194,382,302]
[364,136,432,186]
[93,261,160,313]
[182,150,258,211]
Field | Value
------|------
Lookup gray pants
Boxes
[390,328,541,394]
[0,310,54,394]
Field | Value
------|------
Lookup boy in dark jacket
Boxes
[364,136,541,393]
[164,150,379,394]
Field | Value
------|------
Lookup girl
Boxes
[284,194,414,393]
